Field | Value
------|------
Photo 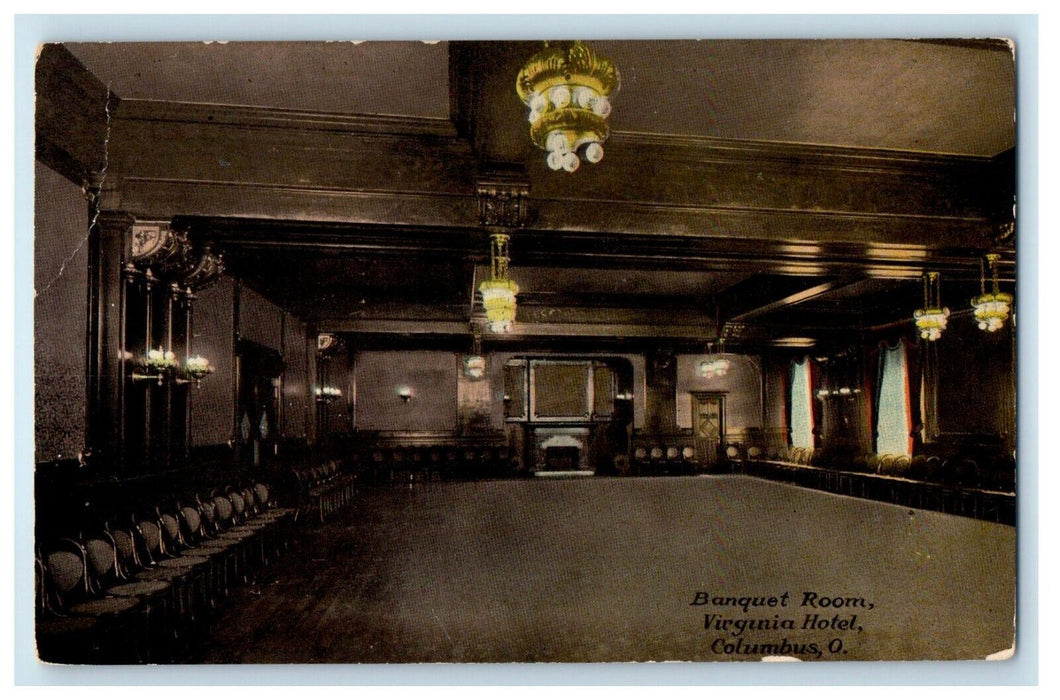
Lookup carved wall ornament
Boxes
[129,220,223,290]
[317,332,346,357]
[130,221,172,261]
[476,177,530,229]
[183,246,225,290]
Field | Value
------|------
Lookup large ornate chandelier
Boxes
[971,253,1013,333]
[516,41,619,172]
[913,272,950,341]
[479,232,519,333]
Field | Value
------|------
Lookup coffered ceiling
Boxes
[42,40,1017,352]
[66,39,1014,156]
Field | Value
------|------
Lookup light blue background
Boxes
[13,13,1039,686]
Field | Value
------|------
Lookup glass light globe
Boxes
[573,86,595,108]
[547,150,565,170]
[592,97,611,117]
[562,151,580,172]
[528,109,542,124]
[529,92,546,112]
[584,142,604,163]
[546,130,569,153]
[549,85,571,108]
[487,320,513,334]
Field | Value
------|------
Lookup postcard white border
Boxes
[10,12,1040,687]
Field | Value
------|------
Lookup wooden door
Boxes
[236,340,284,469]
[692,392,725,472]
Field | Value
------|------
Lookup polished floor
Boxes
[193,475,1015,663]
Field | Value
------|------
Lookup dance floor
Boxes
[194,475,1015,663]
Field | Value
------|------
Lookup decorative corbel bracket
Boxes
[129,219,223,291]
[476,171,530,230]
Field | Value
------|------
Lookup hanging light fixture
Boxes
[516,41,619,173]
[914,272,950,341]
[698,357,731,379]
[479,232,519,333]
[972,253,1013,332]
[464,332,486,379]
[698,342,731,378]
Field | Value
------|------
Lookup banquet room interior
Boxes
[32,38,1018,664]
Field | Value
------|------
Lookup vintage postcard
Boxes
[30,35,1019,670]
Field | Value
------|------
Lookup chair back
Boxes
[213,495,234,525]
[229,490,247,521]
[159,511,186,553]
[908,455,928,480]
[241,486,258,514]
[181,505,204,541]
[253,483,270,507]
[43,545,88,608]
[136,517,165,562]
[110,526,141,576]
[82,534,120,591]
[924,456,943,482]
[199,497,219,534]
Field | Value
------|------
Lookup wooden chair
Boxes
[131,513,210,633]
[35,554,103,664]
[38,539,147,663]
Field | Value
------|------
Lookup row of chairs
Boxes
[760,448,1015,493]
[354,446,514,484]
[850,454,1016,493]
[724,444,764,461]
[291,460,357,523]
[743,451,1015,523]
[36,482,295,664]
[631,444,698,475]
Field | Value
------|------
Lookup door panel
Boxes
[692,392,725,472]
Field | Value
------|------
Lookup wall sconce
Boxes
[315,386,343,403]
[398,387,413,403]
[464,355,487,380]
[131,347,178,385]
[615,391,634,401]
[181,355,214,388]
[816,387,860,401]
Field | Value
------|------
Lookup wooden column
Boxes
[645,349,677,434]
[920,340,941,443]
[305,326,318,447]
[85,210,134,473]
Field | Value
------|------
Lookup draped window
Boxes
[789,358,815,449]
[876,340,913,456]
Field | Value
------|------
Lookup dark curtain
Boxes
[808,357,822,449]
[904,337,924,455]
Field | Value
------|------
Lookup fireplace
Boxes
[545,446,579,471]
[532,427,590,472]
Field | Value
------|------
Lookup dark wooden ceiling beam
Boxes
[102,98,1008,254]
[188,215,992,280]
[322,317,717,341]
[35,44,115,188]
[723,277,861,325]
